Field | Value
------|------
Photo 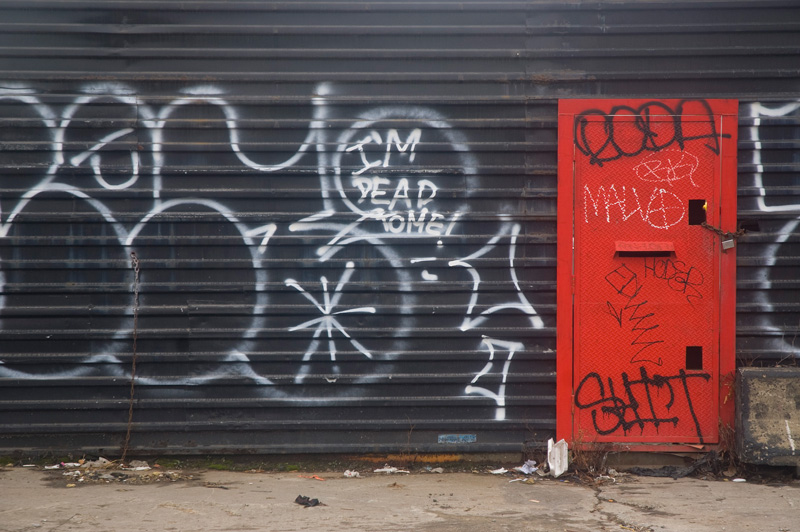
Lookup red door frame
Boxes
[556,99,738,450]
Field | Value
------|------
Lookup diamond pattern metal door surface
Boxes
[557,99,738,446]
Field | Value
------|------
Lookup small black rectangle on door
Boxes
[686,346,703,370]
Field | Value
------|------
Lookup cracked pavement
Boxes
[1,466,798,531]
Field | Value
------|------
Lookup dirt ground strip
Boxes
[1,464,799,532]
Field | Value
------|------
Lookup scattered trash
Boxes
[628,451,721,480]
[343,470,361,478]
[44,462,85,470]
[374,465,409,474]
[514,460,538,475]
[490,468,508,475]
[529,499,540,503]
[65,483,76,488]
[547,438,569,478]
[298,475,326,481]
[59,469,190,486]
[22,464,36,468]
[429,467,444,474]
[733,478,746,482]
[294,495,322,507]
[81,457,112,469]
[596,475,616,483]
[126,460,151,471]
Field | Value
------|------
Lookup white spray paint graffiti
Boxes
[0,82,546,420]
[634,149,700,188]
[449,221,544,333]
[583,184,685,229]
[286,260,376,385]
[466,337,525,421]
[582,148,702,230]
[746,101,800,357]
[748,102,800,215]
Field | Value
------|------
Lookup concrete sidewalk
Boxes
[1,465,798,532]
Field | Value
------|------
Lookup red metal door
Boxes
[557,99,738,446]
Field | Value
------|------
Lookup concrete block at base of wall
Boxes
[737,368,800,466]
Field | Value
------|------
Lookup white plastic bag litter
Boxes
[514,460,538,475]
[374,465,409,474]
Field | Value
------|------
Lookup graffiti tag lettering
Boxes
[573,99,728,167]
[604,264,664,366]
[634,149,700,188]
[643,257,704,304]
[583,184,685,229]
[574,367,711,442]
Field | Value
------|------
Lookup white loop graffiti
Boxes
[0,82,546,418]
[747,101,800,357]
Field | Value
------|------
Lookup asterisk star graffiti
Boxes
[285,261,376,383]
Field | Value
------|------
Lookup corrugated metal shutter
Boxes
[0,0,797,455]
[739,100,800,366]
